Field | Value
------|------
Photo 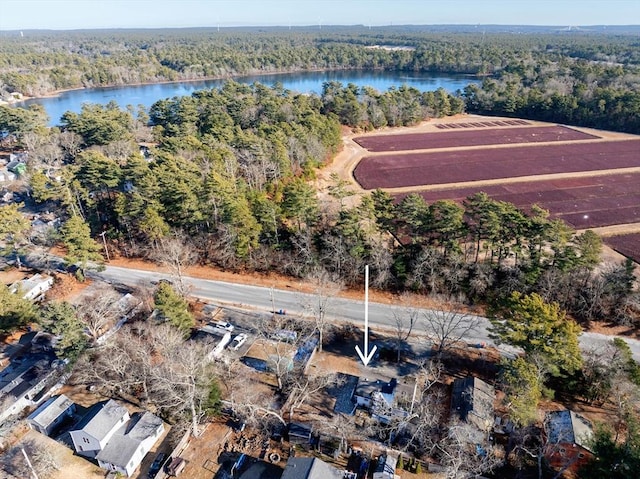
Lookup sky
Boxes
[0,0,639,31]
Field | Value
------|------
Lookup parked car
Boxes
[148,452,167,478]
[230,333,248,351]
[213,320,235,332]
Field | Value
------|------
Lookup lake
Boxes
[18,70,481,126]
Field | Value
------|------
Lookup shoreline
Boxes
[12,67,485,103]
[13,66,356,102]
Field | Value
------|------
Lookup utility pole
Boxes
[99,231,110,262]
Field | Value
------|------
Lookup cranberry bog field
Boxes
[605,234,640,264]
[353,125,598,152]
[403,172,640,230]
[349,118,640,264]
[353,138,640,189]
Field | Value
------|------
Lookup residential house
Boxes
[27,394,76,436]
[70,400,164,477]
[373,452,399,479]
[451,376,495,434]
[280,456,343,479]
[9,273,54,301]
[96,411,165,477]
[544,410,594,472]
[70,399,130,458]
[0,334,64,423]
[353,376,412,424]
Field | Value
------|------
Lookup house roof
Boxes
[355,377,397,399]
[374,453,398,477]
[288,422,312,439]
[96,412,163,468]
[451,376,495,428]
[9,273,53,299]
[546,410,593,450]
[74,399,128,442]
[330,373,358,415]
[28,394,74,428]
[238,461,284,479]
[280,457,342,479]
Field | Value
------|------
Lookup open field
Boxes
[405,172,640,230]
[605,233,640,264]
[353,138,640,190]
[353,125,599,151]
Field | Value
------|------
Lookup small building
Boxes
[27,394,76,436]
[9,273,54,301]
[280,456,343,479]
[451,376,495,433]
[70,399,130,458]
[288,422,312,446]
[373,452,398,479]
[96,411,164,477]
[544,410,594,472]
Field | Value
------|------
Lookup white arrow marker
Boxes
[355,265,377,366]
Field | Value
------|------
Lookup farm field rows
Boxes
[353,125,599,152]
[408,173,640,229]
[353,138,640,189]
[605,234,640,264]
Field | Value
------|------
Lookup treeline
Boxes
[8,79,635,328]
[463,60,640,133]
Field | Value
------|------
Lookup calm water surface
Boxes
[19,70,481,126]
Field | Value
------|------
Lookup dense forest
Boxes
[2,27,640,133]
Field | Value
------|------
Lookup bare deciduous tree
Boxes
[300,267,343,352]
[75,283,123,342]
[284,365,341,421]
[436,421,504,479]
[156,233,198,296]
[391,294,419,363]
[1,439,60,479]
[421,296,481,355]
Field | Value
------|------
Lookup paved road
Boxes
[93,265,640,362]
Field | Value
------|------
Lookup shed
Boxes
[27,394,76,436]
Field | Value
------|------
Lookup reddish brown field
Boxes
[353,139,640,189]
[434,119,530,129]
[396,172,640,229]
[605,233,640,264]
[353,125,599,152]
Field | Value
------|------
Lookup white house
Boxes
[9,273,54,301]
[70,400,164,477]
[96,411,165,477]
[27,394,76,436]
[70,400,130,458]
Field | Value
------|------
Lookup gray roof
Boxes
[75,399,128,442]
[451,376,495,430]
[281,457,342,479]
[96,412,163,467]
[546,410,593,450]
[28,394,74,428]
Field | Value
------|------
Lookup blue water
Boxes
[17,70,480,126]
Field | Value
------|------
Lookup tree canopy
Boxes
[490,292,583,376]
